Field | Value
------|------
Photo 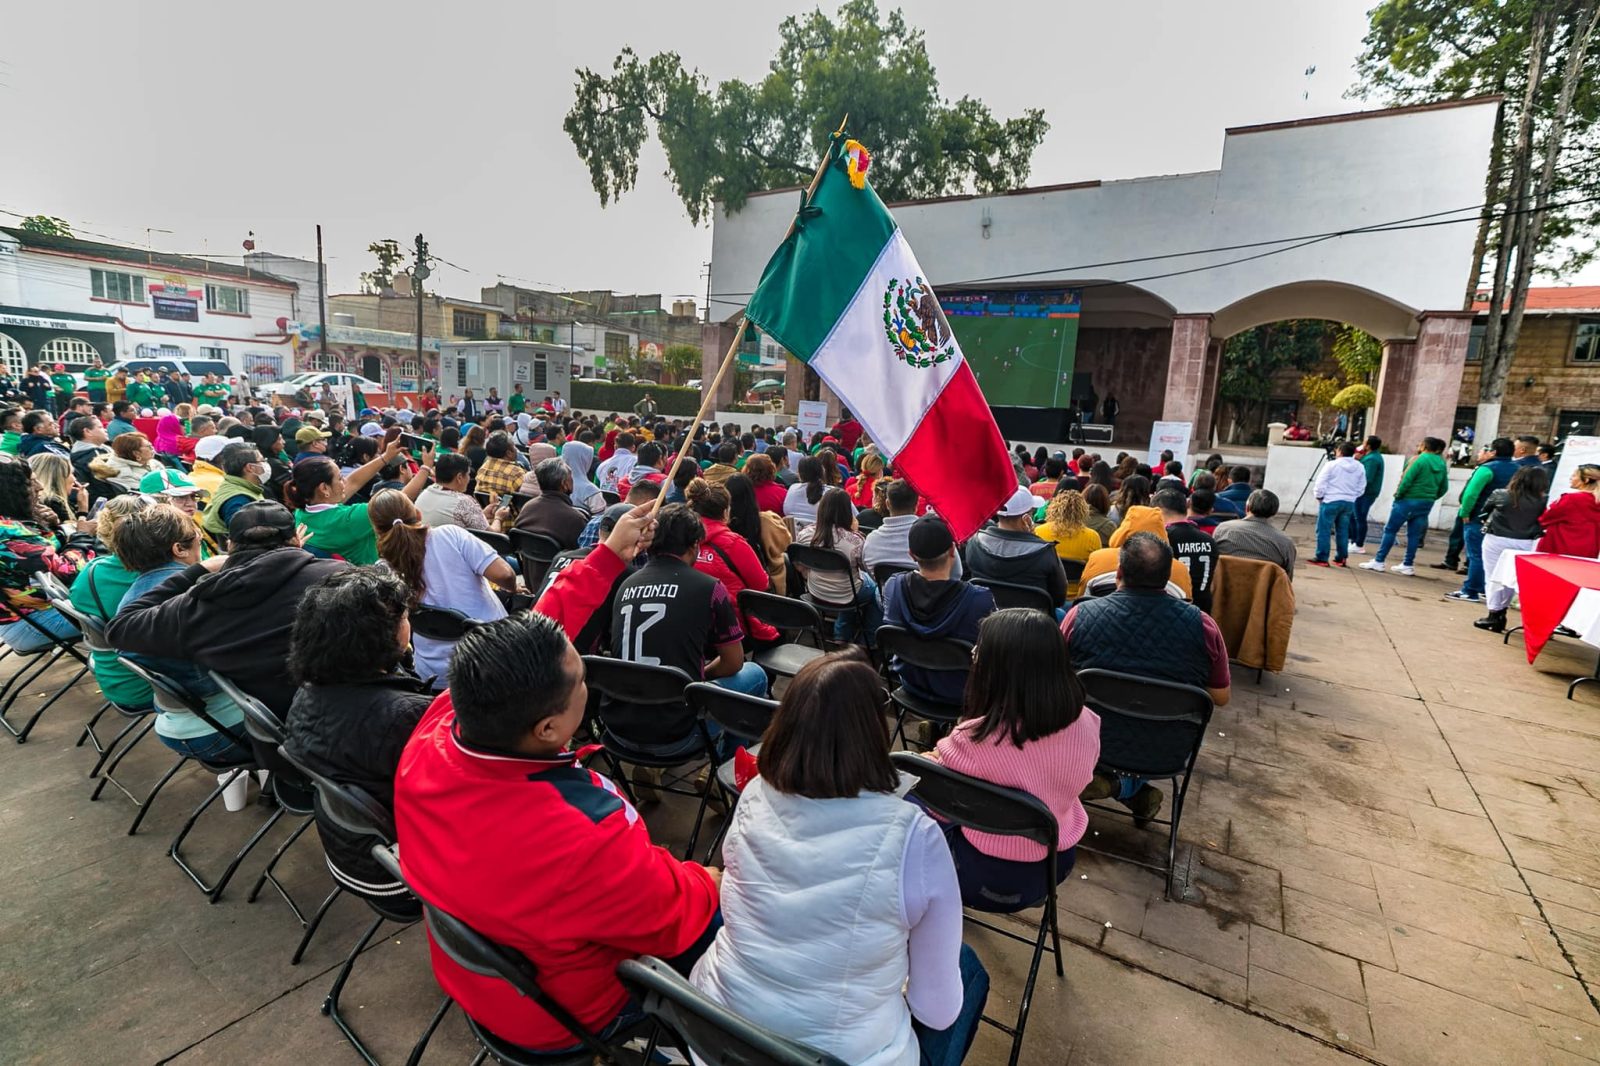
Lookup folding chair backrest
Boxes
[422,901,613,1058]
[510,529,565,591]
[582,655,698,747]
[468,528,513,556]
[890,752,1056,849]
[509,492,534,517]
[209,670,315,809]
[973,578,1053,614]
[408,604,482,643]
[787,543,852,576]
[295,762,396,846]
[120,656,242,743]
[34,575,111,652]
[685,682,778,745]
[870,562,915,589]
[617,957,848,1066]
[1062,557,1088,585]
[1076,668,1213,778]
[736,589,825,640]
[874,625,973,673]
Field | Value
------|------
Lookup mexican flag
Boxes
[745,135,1015,541]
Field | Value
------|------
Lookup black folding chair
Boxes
[601,489,622,507]
[0,582,94,743]
[1062,557,1087,593]
[509,491,535,517]
[210,671,321,926]
[870,562,915,589]
[874,625,972,749]
[617,957,847,1066]
[787,543,862,636]
[409,604,489,643]
[1076,668,1213,899]
[116,656,273,900]
[973,578,1054,614]
[582,656,718,860]
[415,867,645,1065]
[737,589,827,681]
[32,573,147,775]
[892,752,1062,1066]
[510,529,565,594]
[469,528,514,558]
[684,682,778,860]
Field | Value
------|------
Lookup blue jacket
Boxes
[1218,482,1253,511]
[882,572,994,705]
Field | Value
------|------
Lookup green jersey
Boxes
[194,382,230,404]
[508,392,526,414]
[51,372,76,398]
[83,367,109,399]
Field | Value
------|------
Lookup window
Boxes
[205,284,249,315]
[453,311,486,337]
[534,357,547,391]
[244,353,283,387]
[1466,322,1486,363]
[135,343,184,360]
[91,268,145,303]
[0,333,25,378]
[1574,321,1600,363]
[605,333,629,362]
[1557,410,1600,437]
[309,351,342,373]
[199,346,228,361]
[38,336,98,371]
[396,358,421,384]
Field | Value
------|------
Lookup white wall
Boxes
[709,100,1497,334]
[1261,440,1464,530]
[0,234,298,374]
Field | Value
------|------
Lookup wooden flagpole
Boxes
[650,116,849,517]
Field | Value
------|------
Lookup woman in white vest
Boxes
[691,650,988,1066]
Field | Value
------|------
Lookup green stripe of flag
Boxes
[745,139,900,363]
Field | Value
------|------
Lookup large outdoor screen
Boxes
[944,288,1081,409]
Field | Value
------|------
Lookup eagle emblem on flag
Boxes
[883,276,955,368]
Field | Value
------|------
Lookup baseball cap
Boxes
[295,426,331,444]
[359,407,378,417]
[359,422,385,438]
[304,409,328,423]
[139,468,200,496]
[194,435,229,462]
[53,363,65,371]
[195,404,221,417]
[228,499,295,543]
[598,502,634,535]
[997,486,1039,518]
[907,514,954,561]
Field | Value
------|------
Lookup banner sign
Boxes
[797,399,829,441]
[1148,421,1193,470]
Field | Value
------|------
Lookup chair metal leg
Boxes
[93,719,157,799]
[322,915,389,1065]
[123,752,189,835]
[292,886,346,965]
[87,714,144,778]
[5,662,90,743]
[682,777,714,862]
[405,995,454,1066]
[168,770,284,901]
[1006,899,1053,1066]
[0,651,65,740]
[78,700,113,751]
[245,814,315,921]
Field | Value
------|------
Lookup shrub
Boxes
[568,380,702,416]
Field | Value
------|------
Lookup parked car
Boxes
[274,371,387,397]
[105,357,239,386]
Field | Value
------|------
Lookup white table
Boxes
[1491,549,1600,649]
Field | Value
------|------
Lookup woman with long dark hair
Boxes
[783,454,828,525]
[1477,464,1553,632]
[1108,473,1152,527]
[686,477,778,645]
[369,489,514,685]
[726,471,790,596]
[691,649,988,1066]
[934,609,1099,908]
[286,442,432,565]
[1081,483,1118,545]
[795,486,881,643]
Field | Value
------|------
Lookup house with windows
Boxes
[0,227,302,384]
[320,290,503,392]
[1463,287,1600,439]
[293,322,439,404]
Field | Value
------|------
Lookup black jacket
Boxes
[963,525,1068,607]
[104,547,346,716]
[283,674,432,892]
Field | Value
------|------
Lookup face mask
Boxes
[248,462,270,481]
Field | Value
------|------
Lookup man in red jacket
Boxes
[397,505,723,1052]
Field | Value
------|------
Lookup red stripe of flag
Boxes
[889,362,1015,542]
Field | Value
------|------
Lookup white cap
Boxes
[997,486,1039,518]
[359,422,385,437]
[194,435,230,462]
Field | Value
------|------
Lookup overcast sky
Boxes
[4,1,1403,307]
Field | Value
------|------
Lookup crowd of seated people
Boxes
[0,382,1324,1063]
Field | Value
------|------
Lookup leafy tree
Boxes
[563,0,1050,224]
[19,215,73,237]
[662,343,702,385]
[361,239,405,294]
[1353,0,1600,441]
[1218,320,1331,442]
[1300,374,1343,434]
[1333,383,1378,412]
[1331,326,1383,383]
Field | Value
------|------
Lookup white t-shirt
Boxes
[783,481,821,525]
[412,524,507,684]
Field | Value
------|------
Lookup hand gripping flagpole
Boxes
[651,116,849,518]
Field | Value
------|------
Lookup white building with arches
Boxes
[0,227,303,387]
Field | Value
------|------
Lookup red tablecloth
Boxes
[1515,553,1600,662]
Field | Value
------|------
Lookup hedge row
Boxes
[569,380,702,417]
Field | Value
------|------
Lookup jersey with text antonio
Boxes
[611,556,744,682]
[1165,520,1216,614]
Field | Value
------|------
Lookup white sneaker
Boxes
[1358,560,1385,572]
[1392,564,1415,576]
[1351,545,1367,554]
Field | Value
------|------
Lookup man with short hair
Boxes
[417,453,495,531]
[1352,435,1385,554]
[782,430,806,477]
[1217,465,1253,514]
[633,392,657,418]
[619,441,666,496]
[882,515,994,704]
[1213,489,1299,580]
[1360,437,1449,577]
[1513,435,1543,468]
[964,486,1068,608]
[579,480,659,548]
[475,431,525,500]
[17,410,68,458]
[595,431,638,493]
[202,443,268,544]
[1155,488,1216,611]
[1188,488,1222,531]
[514,458,589,549]
[66,414,111,483]
[1446,437,1520,603]
[83,356,109,404]
[396,606,720,1054]
[865,478,964,580]
[1310,441,1367,567]
[1063,532,1231,821]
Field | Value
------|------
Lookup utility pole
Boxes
[413,233,431,391]
[701,261,712,324]
[315,225,329,361]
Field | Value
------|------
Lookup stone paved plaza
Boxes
[4,517,1600,1065]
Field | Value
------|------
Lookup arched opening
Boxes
[36,336,99,373]
[1212,281,1418,341]
[0,333,26,379]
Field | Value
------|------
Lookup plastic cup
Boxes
[219,771,251,812]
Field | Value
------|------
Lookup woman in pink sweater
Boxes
[933,608,1100,910]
